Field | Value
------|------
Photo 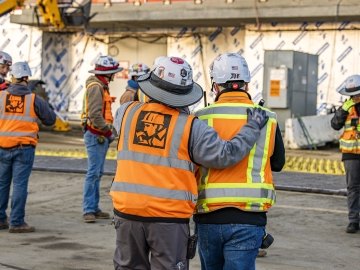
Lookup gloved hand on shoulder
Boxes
[247,107,269,129]
[342,98,355,111]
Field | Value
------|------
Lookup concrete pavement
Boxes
[0,171,358,270]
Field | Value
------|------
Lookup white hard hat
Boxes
[0,51,12,66]
[129,63,150,77]
[338,75,360,96]
[88,55,123,75]
[10,62,32,79]
[210,53,251,84]
[137,56,203,108]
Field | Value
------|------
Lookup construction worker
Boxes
[81,55,122,223]
[111,56,269,270]
[0,61,56,233]
[119,63,150,104]
[331,74,360,234]
[194,53,285,270]
[0,51,12,90]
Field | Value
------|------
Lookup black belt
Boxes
[0,144,35,150]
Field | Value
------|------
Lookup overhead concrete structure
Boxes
[10,0,360,31]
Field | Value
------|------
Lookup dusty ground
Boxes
[0,171,359,270]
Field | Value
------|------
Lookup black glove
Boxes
[247,107,269,129]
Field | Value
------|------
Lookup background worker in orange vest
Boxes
[0,62,56,233]
[120,62,150,104]
[0,51,12,90]
[331,74,360,234]
[111,56,269,270]
[81,55,123,223]
[194,53,285,270]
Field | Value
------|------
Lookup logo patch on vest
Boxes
[5,94,25,113]
[133,111,171,149]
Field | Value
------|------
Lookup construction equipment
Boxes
[0,0,25,17]
[0,0,92,29]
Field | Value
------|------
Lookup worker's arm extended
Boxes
[34,95,56,126]
[189,108,267,169]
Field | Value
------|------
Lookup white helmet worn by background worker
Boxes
[129,63,150,77]
[338,74,360,96]
[88,55,123,75]
[10,62,32,79]
[210,53,251,84]
[0,51,12,66]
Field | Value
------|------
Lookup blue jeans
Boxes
[0,146,35,226]
[83,131,109,214]
[197,223,265,270]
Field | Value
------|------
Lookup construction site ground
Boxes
[0,129,359,270]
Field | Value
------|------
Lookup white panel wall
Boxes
[244,22,360,113]
[0,14,42,79]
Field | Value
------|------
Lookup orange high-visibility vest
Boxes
[0,91,39,148]
[195,91,277,213]
[340,104,360,153]
[110,102,197,219]
[81,81,113,131]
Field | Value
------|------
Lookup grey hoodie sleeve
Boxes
[189,118,261,169]
[34,95,56,126]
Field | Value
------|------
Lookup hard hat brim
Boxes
[338,87,360,96]
[138,75,203,108]
[88,67,123,74]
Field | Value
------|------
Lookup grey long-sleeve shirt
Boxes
[114,102,261,168]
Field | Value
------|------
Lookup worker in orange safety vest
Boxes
[81,55,123,223]
[0,61,56,233]
[111,56,270,270]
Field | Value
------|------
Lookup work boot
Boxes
[257,249,267,257]
[83,213,96,223]
[346,222,359,233]
[8,223,35,233]
[0,220,9,230]
[95,210,110,219]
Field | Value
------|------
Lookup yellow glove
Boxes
[342,99,355,111]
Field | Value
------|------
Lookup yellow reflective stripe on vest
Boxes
[111,182,197,203]
[339,138,360,150]
[198,105,276,184]
[196,103,276,212]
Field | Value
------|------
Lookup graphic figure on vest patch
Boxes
[134,111,171,149]
[5,94,25,113]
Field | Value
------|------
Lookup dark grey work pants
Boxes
[113,216,189,270]
[344,160,360,223]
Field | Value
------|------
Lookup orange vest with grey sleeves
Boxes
[110,102,197,219]
[195,91,277,213]
[81,82,113,130]
[0,91,39,148]
[339,105,360,154]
